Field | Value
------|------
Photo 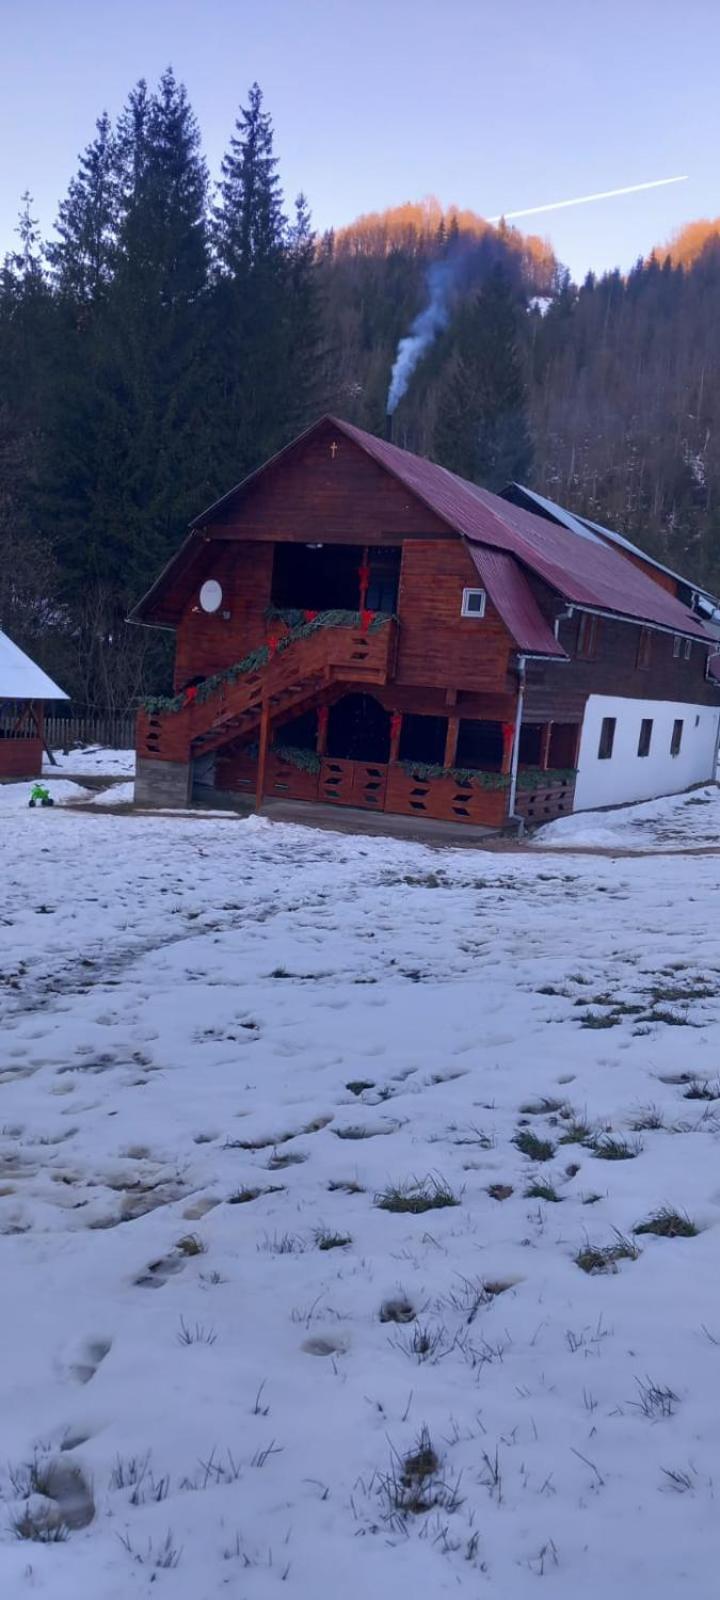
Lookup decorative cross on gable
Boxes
[330,440,338,458]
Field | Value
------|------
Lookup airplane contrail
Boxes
[487,175,688,224]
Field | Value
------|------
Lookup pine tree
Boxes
[433,267,533,489]
[213,81,285,274]
[47,113,118,302]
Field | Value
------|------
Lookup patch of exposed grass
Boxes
[631,1376,679,1418]
[374,1176,460,1214]
[582,1192,603,1205]
[519,1096,564,1115]
[177,1316,216,1346]
[514,1129,555,1162]
[487,1183,513,1202]
[227,1185,283,1204]
[591,1135,642,1162]
[558,1118,593,1145]
[314,1229,352,1251]
[377,1426,459,1521]
[634,1207,699,1239]
[267,1149,307,1169]
[683,1078,720,1101]
[575,1233,640,1274]
[346,1080,374,1096]
[327,1178,365,1194]
[524,1180,563,1203]
[628,1106,665,1131]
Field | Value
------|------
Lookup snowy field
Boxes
[2,787,720,1597]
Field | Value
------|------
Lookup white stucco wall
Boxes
[573,695,720,812]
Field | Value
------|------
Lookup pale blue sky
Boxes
[2,0,718,281]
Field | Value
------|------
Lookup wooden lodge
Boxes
[131,416,720,828]
[0,628,68,781]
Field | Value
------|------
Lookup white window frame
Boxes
[673,634,682,658]
[683,638,693,660]
[461,587,486,619]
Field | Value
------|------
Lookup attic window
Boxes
[673,634,682,658]
[684,638,693,661]
[461,587,486,618]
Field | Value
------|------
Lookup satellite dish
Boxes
[199,579,223,614]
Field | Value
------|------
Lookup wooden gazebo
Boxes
[0,628,68,780]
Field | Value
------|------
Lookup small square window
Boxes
[461,587,486,618]
[636,628,652,669]
[670,719,684,757]
[638,718,653,757]
[673,635,682,658]
[598,717,616,760]
[684,638,692,660]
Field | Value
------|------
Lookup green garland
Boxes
[272,743,321,775]
[400,761,577,791]
[142,610,394,715]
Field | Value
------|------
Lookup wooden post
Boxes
[539,722,553,771]
[389,711,403,764]
[316,705,329,757]
[256,695,270,812]
[444,716,459,769]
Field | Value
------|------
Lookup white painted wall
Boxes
[573,694,720,812]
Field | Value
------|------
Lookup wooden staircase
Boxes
[136,617,397,768]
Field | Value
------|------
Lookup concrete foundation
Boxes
[134,756,191,808]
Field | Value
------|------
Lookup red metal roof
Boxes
[334,419,711,642]
[136,415,713,648]
[466,545,566,658]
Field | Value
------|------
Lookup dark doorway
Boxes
[366,547,401,612]
[327,694,391,763]
[456,719,503,770]
[272,544,362,611]
[398,713,448,764]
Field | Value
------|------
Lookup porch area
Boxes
[211,696,579,829]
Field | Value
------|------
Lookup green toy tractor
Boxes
[28,782,54,808]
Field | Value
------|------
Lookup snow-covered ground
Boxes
[2,798,720,1598]
[43,745,136,778]
[535,783,720,852]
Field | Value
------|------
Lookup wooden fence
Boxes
[44,706,136,751]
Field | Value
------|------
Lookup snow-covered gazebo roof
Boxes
[0,628,68,701]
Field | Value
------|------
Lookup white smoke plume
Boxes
[386,259,455,415]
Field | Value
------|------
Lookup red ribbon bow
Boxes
[360,608,374,634]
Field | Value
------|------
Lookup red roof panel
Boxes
[466,545,566,658]
[335,419,711,642]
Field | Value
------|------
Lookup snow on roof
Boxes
[0,628,68,701]
[508,483,720,610]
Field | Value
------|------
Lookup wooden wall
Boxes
[524,612,717,720]
[208,424,451,545]
[174,543,274,691]
[0,738,43,779]
[395,542,514,694]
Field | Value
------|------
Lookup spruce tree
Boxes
[47,113,118,303]
[433,267,533,489]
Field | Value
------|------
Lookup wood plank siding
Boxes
[524,612,717,722]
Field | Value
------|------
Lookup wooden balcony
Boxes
[136,616,398,766]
